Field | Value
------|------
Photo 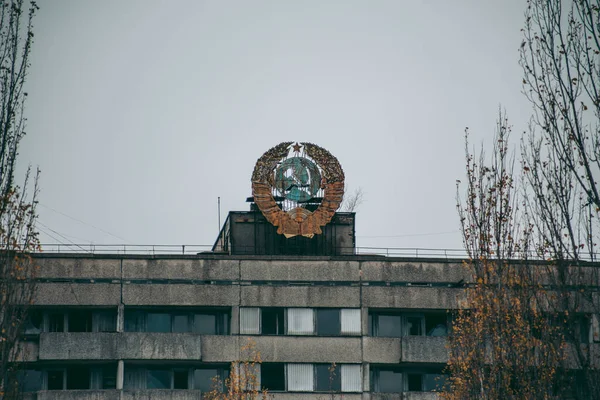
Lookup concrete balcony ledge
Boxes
[121,390,202,400]
[401,336,448,363]
[269,394,362,400]
[39,333,202,360]
[36,390,121,400]
[371,394,440,400]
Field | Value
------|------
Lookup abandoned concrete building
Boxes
[19,142,590,399]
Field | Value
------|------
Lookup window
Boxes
[261,363,285,391]
[124,364,228,390]
[262,308,285,335]
[370,310,449,337]
[241,308,361,336]
[92,365,117,389]
[66,366,91,390]
[124,308,230,334]
[47,370,65,390]
[371,368,403,393]
[147,369,171,389]
[316,309,340,336]
[24,308,117,333]
[371,366,447,392]
[315,364,340,392]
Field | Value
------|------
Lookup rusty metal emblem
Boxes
[251,142,344,238]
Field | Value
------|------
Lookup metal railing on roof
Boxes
[35,243,471,259]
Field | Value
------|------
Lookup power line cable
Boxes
[358,230,459,239]
[37,221,92,254]
[38,203,129,243]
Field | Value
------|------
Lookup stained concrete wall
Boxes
[35,283,120,305]
[122,284,238,306]
[36,391,121,400]
[362,287,462,310]
[39,333,202,360]
[241,285,360,308]
[240,260,360,282]
[122,259,239,281]
[401,337,448,363]
[361,261,468,283]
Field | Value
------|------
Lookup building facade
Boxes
[18,209,470,400]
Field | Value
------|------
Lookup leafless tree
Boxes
[520,0,600,397]
[446,115,564,400]
[341,187,364,213]
[0,0,39,398]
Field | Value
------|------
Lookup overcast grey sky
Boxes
[20,0,531,252]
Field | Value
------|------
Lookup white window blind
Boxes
[287,308,314,335]
[240,308,260,334]
[341,364,362,392]
[340,309,361,334]
[287,364,313,392]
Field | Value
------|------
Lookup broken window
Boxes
[124,308,230,334]
[48,312,65,332]
[370,310,449,337]
[173,369,189,389]
[371,367,403,393]
[147,369,171,389]
[68,310,93,332]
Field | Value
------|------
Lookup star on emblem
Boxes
[292,142,302,152]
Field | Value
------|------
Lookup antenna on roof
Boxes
[218,197,221,233]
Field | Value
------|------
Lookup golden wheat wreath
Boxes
[251,142,345,238]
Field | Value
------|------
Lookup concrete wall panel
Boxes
[122,259,238,281]
[39,333,202,360]
[36,258,121,279]
[123,284,238,306]
[241,285,360,307]
[363,337,401,363]
[241,260,360,282]
[35,283,120,305]
[121,391,202,400]
[361,261,468,283]
[401,337,447,363]
[250,336,362,363]
[37,391,121,400]
[362,287,462,310]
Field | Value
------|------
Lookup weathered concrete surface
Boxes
[270,395,362,400]
[362,287,462,309]
[250,336,362,363]
[403,393,440,400]
[361,261,468,283]
[241,286,360,307]
[36,258,121,279]
[35,283,120,305]
[39,333,202,360]
[122,259,238,281]
[363,337,401,363]
[37,391,121,400]
[123,284,238,306]
[401,337,447,363]
[201,336,240,362]
[241,260,360,282]
[17,340,38,362]
[122,390,202,400]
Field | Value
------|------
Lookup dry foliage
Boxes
[204,339,271,400]
[0,0,39,397]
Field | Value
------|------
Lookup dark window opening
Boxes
[262,308,285,335]
[407,374,422,391]
[95,310,117,332]
[316,309,340,336]
[423,373,448,392]
[425,313,448,336]
[101,365,117,389]
[124,308,230,334]
[48,312,64,332]
[47,370,65,390]
[174,370,188,389]
[68,310,93,332]
[406,316,423,336]
[24,310,43,335]
[261,363,285,391]
[67,366,91,390]
[194,313,217,334]
[316,364,341,392]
